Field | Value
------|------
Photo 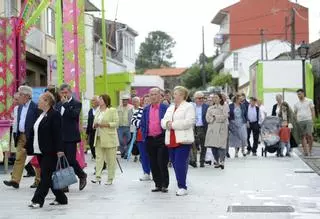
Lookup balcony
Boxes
[25,28,44,54]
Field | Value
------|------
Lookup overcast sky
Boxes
[91,0,320,67]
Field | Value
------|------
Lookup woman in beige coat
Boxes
[92,94,119,185]
[205,93,229,169]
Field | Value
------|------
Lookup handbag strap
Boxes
[62,155,71,168]
[56,157,62,170]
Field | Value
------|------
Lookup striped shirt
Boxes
[131,107,143,129]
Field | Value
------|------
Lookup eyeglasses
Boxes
[196,97,204,100]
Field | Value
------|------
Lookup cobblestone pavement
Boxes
[1,149,320,219]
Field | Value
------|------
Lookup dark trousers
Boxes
[64,142,86,178]
[247,122,260,153]
[211,147,226,163]
[88,131,96,159]
[31,155,67,206]
[194,127,206,164]
[146,135,169,189]
[25,162,35,175]
[169,145,191,190]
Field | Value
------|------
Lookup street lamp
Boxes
[297,41,310,92]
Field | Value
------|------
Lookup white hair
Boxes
[18,86,32,98]
[194,91,204,98]
[132,96,140,102]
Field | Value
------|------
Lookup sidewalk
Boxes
[298,142,320,175]
[1,151,320,219]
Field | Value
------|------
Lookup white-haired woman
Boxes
[161,86,196,196]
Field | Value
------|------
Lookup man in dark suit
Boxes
[4,86,39,189]
[246,97,261,156]
[86,96,99,159]
[191,91,209,168]
[56,83,87,191]
[141,88,169,193]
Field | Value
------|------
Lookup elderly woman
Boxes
[205,94,229,169]
[278,101,300,152]
[272,94,283,116]
[92,94,119,185]
[29,92,67,208]
[228,94,248,158]
[161,86,196,196]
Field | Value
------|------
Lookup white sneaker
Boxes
[176,188,188,196]
[139,174,151,181]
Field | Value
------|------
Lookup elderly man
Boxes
[191,91,209,168]
[117,94,133,159]
[86,96,99,160]
[141,88,169,192]
[56,83,87,191]
[4,86,39,189]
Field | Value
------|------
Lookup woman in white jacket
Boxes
[161,86,196,196]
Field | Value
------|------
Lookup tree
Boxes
[211,73,233,86]
[182,57,217,89]
[136,31,176,72]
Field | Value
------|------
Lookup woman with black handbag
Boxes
[29,92,67,208]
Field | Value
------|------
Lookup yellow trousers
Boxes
[11,134,27,183]
[95,139,117,182]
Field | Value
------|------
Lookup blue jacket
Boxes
[140,103,168,141]
[199,103,209,129]
[229,103,247,123]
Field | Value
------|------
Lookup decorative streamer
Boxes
[55,0,64,85]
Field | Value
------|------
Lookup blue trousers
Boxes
[169,144,191,190]
[137,141,151,174]
[117,126,131,155]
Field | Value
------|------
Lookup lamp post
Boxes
[297,41,309,92]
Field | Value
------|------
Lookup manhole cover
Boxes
[227,206,294,213]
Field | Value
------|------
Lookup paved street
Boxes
[1,149,320,219]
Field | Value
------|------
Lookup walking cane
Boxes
[116,157,123,173]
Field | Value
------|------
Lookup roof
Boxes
[144,68,188,77]
[309,39,320,58]
[85,0,100,12]
[211,2,240,24]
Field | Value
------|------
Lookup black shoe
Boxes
[252,152,257,156]
[205,161,212,165]
[3,180,19,189]
[161,187,168,193]
[226,153,230,158]
[62,187,69,193]
[247,150,252,155]
[200,163,205,168]
[189,161,197,168]
[151,187,162,192]
[79,174,87,191]
[30,183,39,189]
[220,164,225,170]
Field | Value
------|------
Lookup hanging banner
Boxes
[0,18,26,151]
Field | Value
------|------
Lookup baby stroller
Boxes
[261,116,281,157]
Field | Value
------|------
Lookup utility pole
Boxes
[265,40,268,60]
[260,29,264,60]
[201,26,206,88]
[290,8,296,59]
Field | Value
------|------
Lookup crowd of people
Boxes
[1,83,316,208]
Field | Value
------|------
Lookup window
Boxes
[124,35,129,57]
[46,7,55,37]
[233,52,239,71]
[130,38,134,60]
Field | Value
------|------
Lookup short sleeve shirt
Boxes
[294,98,314,122]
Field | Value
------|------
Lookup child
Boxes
[279,121,291,157]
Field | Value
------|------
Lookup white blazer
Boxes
[161,101,196,145]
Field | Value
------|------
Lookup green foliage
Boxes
[211,73,233,86]
[314,117,320,142]
[136,31,176,72]
[182,58,217,89]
